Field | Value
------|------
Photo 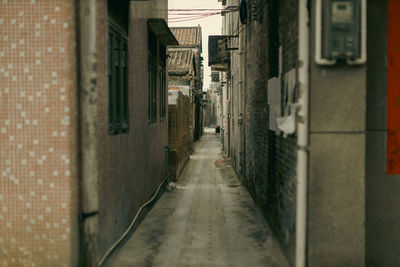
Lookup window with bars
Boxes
[159,44,166,119]
[148,54,157,122]
[148,28,157,122]
[108,22,129,135]
[148,29,168,122]
[159,67,166,119]
[268,0,280,78]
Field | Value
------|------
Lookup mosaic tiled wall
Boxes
[0,1,78,266]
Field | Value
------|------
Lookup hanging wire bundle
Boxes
[168,8,228,23]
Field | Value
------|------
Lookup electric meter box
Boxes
[315,0,366,65]
[323,0,360,60]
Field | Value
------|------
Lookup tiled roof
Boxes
[167,49,194,73]
[170,27,201,47]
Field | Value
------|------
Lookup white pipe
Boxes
[347,0,367,65]
[296,0,309,266]
[98,176,168,266]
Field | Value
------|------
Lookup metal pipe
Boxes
[78,0,99,265]
[296,0,310,266]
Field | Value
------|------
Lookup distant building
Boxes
[167,49,194,180]
[169,26,204,141]
[203,73,222,128]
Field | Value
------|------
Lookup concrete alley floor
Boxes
[107,129,289,267]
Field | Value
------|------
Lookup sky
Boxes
[168,0,223,90]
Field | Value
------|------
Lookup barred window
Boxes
[268,0,279,78]
[148,54,157,122]
[147,19,176,123]
[159,44,166,119]
[148,29,157,122]
[159,67,166,119]
[108,22,129,135]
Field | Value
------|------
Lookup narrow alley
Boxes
[106,129,289,267]
[2,0,400,266]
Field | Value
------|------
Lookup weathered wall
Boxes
[222,0,298,264]
[0,1,79,266]
[308,0,366,265]
[366,0,400,265]
[168,87,191,181]
[96,0,169,259]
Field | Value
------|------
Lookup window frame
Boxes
[159,43,167,120]
[108,20,130,135]
[148,52,157,122]
[159,66,166,119]
[268,0,280,79]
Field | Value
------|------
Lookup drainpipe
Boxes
[78,0,99,266]
[296,0,309,267]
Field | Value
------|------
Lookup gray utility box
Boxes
[322,0,361,60]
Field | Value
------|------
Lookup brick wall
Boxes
[0,1,78,266]
[224,0,299,264]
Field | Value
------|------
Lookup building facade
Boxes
[170,26,204,142]
[212,0,400,266]
[0,0,177,266]
[203,72,222,128]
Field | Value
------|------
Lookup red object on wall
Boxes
[387,0,400,174]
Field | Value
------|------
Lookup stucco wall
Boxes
[308,1,366,265]
[0,1,79,266]
[96,0,169,260]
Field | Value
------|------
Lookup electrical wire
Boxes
[169,13,221,23]
[98,176,169,266]
[167,8,237,23]
[169,12,221,19]
[168,8,224,11]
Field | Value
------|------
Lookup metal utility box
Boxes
[315,0,366,65]
[323,0,360,60]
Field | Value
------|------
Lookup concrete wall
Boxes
[0,1,79,266]
[366,0,400,265]
[308,1,366,265]
[96,0,169,259]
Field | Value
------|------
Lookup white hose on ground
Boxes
[98,176,168,266]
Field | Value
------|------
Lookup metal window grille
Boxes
[108,23,129,135]
[148,54,157,122]
[159,44,166,119]
[148,28,158,122]
[159,67,166,119]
